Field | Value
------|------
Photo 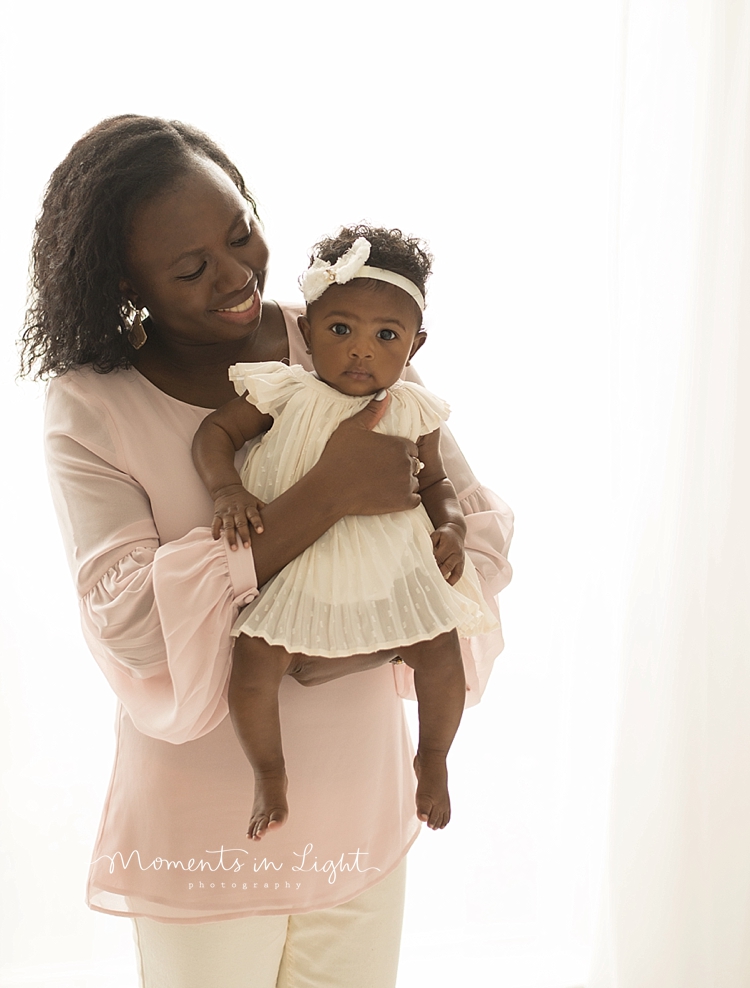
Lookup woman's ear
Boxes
[297,315,312,354]
[407,330,427,365]
[118,278,141,309]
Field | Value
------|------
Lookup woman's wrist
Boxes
[248,464,346,587]
[300,458,351,523]
[286,650,397,687]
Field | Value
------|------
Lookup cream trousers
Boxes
[133,858,406,988]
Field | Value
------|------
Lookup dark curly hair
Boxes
[19,115,256,379]
[308,224,433,307]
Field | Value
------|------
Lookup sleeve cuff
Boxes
[223,540,259,606]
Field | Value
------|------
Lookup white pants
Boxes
[133,858,406,988]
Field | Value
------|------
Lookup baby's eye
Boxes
[376,329,398,341]
[330,323,350,336]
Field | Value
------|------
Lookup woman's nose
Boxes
[215,254,252,295]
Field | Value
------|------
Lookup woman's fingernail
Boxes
[373,389,387,401]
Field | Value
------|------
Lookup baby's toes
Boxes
[248,814,269,841]
[428,804,451,830]
[416,794,433,823]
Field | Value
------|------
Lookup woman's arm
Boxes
[45,379,421,742]
[286,649,398,687]
[249,395,421,586]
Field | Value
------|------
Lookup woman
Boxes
[21,115,513,988]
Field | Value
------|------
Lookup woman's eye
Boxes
[376,329,397,340]
[331,323,350,336]
[177,261,207,282]
[231,229,252,247]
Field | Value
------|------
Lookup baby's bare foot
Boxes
[248,771,288,841]
[413,751,451,830]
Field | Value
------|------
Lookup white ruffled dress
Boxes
[230,362,499,657]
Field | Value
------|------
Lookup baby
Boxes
[192,226,498,840]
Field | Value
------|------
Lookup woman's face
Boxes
[123,157,268,346]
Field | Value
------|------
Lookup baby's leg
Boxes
[398,630,465,831]
[229,635,295,841]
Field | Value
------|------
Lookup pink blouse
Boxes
[44,304,513,923]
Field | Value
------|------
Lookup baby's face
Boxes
[298,280,426,397]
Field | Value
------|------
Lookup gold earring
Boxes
[124,302,147,349]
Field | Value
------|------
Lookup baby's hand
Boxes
[212,484,266,550]
[430,524,465,586]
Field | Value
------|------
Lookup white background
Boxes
[0,2,622,985]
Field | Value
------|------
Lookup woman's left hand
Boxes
[286,650,396,687]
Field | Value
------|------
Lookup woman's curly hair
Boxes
[19,115,256,379]
[309,224,433,304]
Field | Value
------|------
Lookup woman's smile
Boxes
[213,286,262,324]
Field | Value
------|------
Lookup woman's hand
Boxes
[285,650,397,687]
[211,484,266,549]
[248,394,422,587]
[316,394,423,516]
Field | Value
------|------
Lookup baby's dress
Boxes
[230,362,499,657]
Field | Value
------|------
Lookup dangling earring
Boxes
[124,301,147,349]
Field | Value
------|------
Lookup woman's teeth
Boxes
[218,292,256,313]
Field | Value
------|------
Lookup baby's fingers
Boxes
[218,514,240,550]
[432,541,464,584]
[444,554,465,586]
[214,511,250,550]
[437,552,459,581]
[232,513,252,549]
[245,501,265,534]
[430,530,452,564]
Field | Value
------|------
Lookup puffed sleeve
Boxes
[395,365,514,707]
[44,377,258,744]
[228,361,308,416]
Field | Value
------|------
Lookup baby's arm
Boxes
[192,396,273,549]
[416,429,467,586]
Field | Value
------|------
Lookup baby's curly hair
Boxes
[309,225,433,303]
[19,115,256,379]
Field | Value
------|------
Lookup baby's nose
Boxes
[349,337,374,358]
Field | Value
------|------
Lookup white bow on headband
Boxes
[299,237,426,311]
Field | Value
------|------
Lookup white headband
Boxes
[300,237,426,312]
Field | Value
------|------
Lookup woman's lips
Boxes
[212,289,261,325]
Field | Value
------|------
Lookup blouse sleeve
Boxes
[394,365,514,707]
[44,378,258,744]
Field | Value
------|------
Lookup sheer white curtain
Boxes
[590,2,750,985]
